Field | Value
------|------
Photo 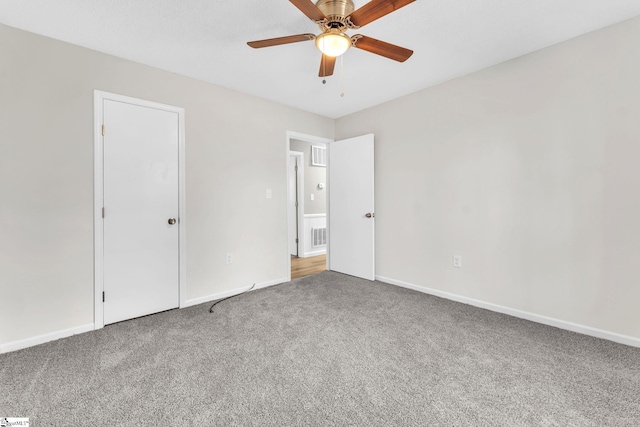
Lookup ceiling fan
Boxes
[247,0,415,78]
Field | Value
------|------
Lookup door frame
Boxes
[288,151,305,257]
[285,131,333,281]
[93,90,186,330]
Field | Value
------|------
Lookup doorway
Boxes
[94,91,186,329]
[286,132,331,280]
[285,131,376,282]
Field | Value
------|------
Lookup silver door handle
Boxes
[365,213,375,218]
[168,218,177,225]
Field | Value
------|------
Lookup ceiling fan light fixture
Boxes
[315,31,351,57]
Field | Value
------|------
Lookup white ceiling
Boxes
[2,0,640,119]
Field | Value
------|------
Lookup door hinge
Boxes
[295,165,298,172]
[295,238,299,243]
[295,201,298,207]
[102,207,105,218]
[102,291,105,302]
[102,124,105,136]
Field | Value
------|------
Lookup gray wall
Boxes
[290,139,327,215]
[336,16,640,339]
[0,24,334,345]
[3,14,640,348]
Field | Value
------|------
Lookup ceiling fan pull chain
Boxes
[340,55,345,97]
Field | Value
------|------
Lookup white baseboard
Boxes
[302,249,326,258]
[183,277,289,308]
[0,323,94,355]
[11,276,633,353]
[376,275,640,348]
[183,285,251,308]
[4,278,292,354]
[253,277,289,290]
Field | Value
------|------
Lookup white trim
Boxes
[376,275,640,348]
[183,285,254,308]
[178,107,187,310]
[289,150,305,258]
[304,213,327,218]
[254,277,289,290]
[325,141,331,272]
[303,249,327,257]
[182,277,289,308]
[285,131,333,281]
[0,323,94,354]
[93,90,186,330]
[287,131,334,145]
[93,92,104,328]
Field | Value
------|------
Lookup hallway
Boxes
[291,254,326,280]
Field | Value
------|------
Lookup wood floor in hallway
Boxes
[291,254,326,280]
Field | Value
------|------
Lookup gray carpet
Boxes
[1,271,639,426]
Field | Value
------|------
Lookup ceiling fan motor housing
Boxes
[316,0,354,17]
[316,0,357,31]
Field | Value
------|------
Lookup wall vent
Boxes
[312,227,327,247]
[311,145,326,167]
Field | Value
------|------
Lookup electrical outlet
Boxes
[226,252,233,264]
[266,188,272,199]
[453,254,462,268]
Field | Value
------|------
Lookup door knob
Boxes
[365,213,375,218]
[168,218,177,225]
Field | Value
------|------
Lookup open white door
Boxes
[328,134,375,280]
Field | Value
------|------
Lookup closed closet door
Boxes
[102,98,180,324]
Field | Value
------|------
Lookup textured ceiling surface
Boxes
[2,0,640,118]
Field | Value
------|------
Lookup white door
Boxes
[328,134,375,280]
[102,99,180,324]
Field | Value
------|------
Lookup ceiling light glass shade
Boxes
[315,32,351,57]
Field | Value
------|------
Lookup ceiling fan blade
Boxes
[289,0,327,21]
[247,34,316,49]
[319,54,336,77]
[352,35,413,62]
[349,0,415,27]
